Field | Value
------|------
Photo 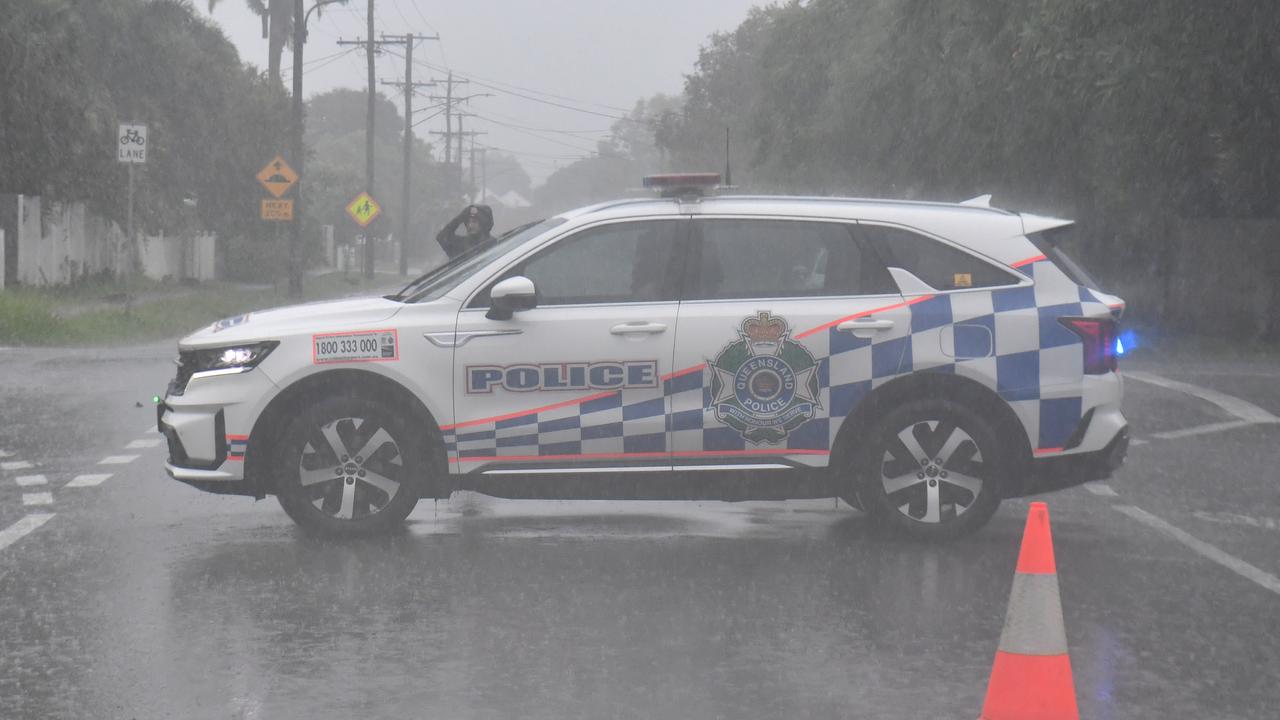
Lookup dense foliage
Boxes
[0,0,291,245]
[652,0,1280,338]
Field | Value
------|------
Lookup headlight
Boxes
[190,341,279,376]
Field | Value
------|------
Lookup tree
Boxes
[207,0,292,82]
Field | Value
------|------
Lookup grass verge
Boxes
[0,272,408,346]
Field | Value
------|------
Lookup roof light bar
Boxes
[642,173,722,198]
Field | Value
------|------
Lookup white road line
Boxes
[98,455,139,465]
[14,475,48,487]
[1193,510,1280,532]
[1,460,34,471]
[1151,420,1257,441]
[0,513,55,552]
[143,425,158,434]
[1130,438,1149,446]
[1115,505,1280,596]
[22,492,53,506]
[0,450,11,458]
[1125,370,1280,423]
[65,474,112,488]
[1083,482,1119,497]
[125,438,162,449]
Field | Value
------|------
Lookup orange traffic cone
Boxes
[979,502,1079,720]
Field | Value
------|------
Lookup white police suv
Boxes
[159,175,1128,539]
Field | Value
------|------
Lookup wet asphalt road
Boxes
[1,343,1278,719]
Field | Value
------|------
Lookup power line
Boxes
[407,56,654,124]
[468,112,602,154]
[414,57,636,114]
[465,107,613,135]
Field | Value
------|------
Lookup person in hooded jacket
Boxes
[436,204,496,260]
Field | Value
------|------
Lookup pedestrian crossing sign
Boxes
[346,191,381,227]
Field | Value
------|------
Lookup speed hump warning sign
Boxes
[257,156,298,198]
[346,192,381,227]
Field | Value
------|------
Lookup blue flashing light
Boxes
[1115,329,1138,356]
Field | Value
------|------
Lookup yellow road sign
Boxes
[346,191,381,227]
[257,155,299,198]
[261,198,294,221]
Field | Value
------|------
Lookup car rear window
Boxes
[1028,227,1103,290]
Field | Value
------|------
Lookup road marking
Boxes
[1151,420,1257,440]
[1130,437,1149,446]
[0,513,55,552]
[1083,482,1118,497]
[125,438,162,449]
[1115,505,1280,596]
[14,475,48,487]
[0,450,11,458]
[1193,510,1280,532]
[22,492,53,506]
[98,455,139,465]
[1,460,34,471]
[1125,371,1280,423]
[65,474,112,488]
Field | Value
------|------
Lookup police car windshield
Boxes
[396,217,565,303]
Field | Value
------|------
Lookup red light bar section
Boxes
[642,173,721,189]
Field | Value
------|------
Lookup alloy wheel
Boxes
[879,420,986,524]
[297,416,404,520]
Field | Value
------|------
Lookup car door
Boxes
[668,217,912,469]
[446,218,687,474]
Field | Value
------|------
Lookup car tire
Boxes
[853,398,1004,540]
[274,394,424,536]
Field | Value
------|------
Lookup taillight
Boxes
[1058,317,1118,374]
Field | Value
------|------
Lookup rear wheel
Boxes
[274,395,424,536]
[855,399,1004,540]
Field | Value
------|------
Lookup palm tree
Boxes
[207,0,293,82]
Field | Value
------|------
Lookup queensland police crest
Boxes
[709,311,821,444]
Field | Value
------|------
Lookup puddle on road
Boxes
[404,492,856,540]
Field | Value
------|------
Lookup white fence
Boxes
[6,194,216,287]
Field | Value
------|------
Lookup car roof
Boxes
[556,194,1030,249]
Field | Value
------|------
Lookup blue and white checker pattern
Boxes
[444,387,669,466]
[444,259,1111,467]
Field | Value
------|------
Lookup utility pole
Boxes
[427,76,476,200]
[380,33,438,276]
[288,0,304,298]
[364,0,374,279]
[337,3,411,279]
[281,0,345,298]
[480,148,487,203]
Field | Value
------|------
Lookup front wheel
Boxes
[855,399,1004,540]
[274,395,424,536]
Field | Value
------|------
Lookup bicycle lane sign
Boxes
[117,123,147,163]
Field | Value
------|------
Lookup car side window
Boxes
[471,220,683,308]
[686,219,897,300]
[858,223,1022,291]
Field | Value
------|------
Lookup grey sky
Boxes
[198,0,762,184]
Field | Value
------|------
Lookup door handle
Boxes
[610,321,667,335]
[836,318,895,332]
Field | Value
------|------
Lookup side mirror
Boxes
[486,275,537,320]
